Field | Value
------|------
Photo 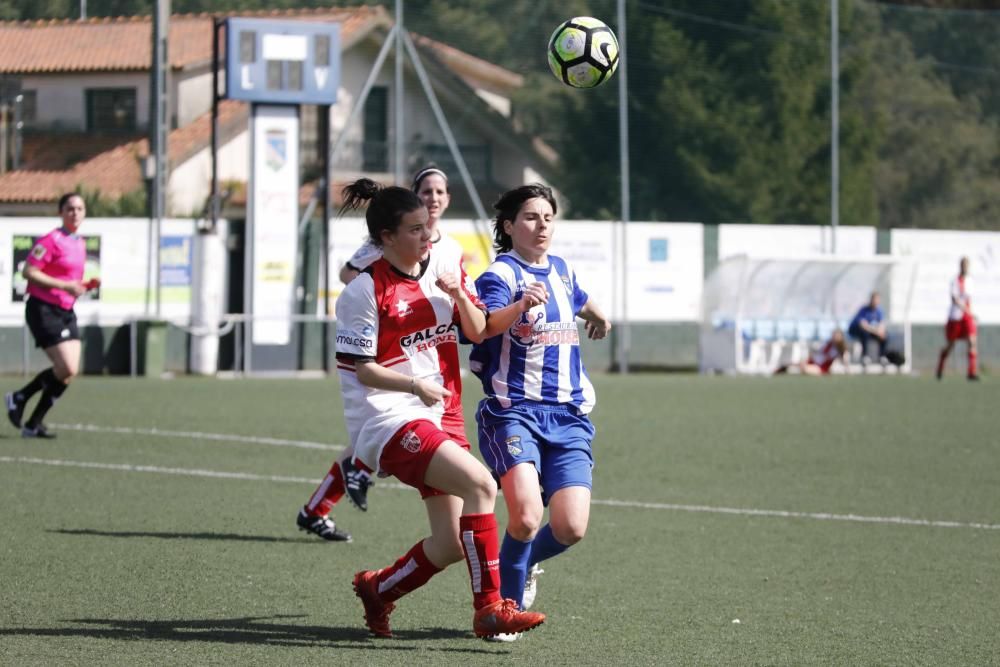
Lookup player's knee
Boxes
[552,516,588,546]
[464,468,496,506]
[506,510,542,541]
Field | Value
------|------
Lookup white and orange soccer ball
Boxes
[546,16,620,89]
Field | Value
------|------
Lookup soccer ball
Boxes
[547,17,620,89]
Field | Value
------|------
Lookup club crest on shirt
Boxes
[31,244,46,260]
[400,429,421,453]
[396,298,413,317]
[560,274,573,295]
[505,436,522,456]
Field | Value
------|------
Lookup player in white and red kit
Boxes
[775,329,847,376]
[936,256,979,381]
[6,193,99,438]
[296,167,462,541]
[332,179,545,640]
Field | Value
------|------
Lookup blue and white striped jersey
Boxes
[470,251,596,414]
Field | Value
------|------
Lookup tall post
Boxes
[80,0,87,20]
[616,0,630,373]
[830,0,839,254]
[319,105,332,372]
[149,0,170,317]
[210,18,221,230]
[394,0,406,184]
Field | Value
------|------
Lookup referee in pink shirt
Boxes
[6,193,98,438]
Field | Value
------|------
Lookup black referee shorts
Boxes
[25,297,79,349]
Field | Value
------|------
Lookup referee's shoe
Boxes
[22,424,56,439]
[5,392,26,429]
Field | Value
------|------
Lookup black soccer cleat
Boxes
[296,509,351,542]
[22,423,56,439]
[342,457,374,512]
[5,392,25,429]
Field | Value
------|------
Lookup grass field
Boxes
[1,373,998,665]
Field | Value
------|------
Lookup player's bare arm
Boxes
[23,264,86,297]
[579,300,612,340]
[354,358,451,408]
[436,271,488,343]
[481,282,549,338]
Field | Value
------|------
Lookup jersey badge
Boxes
[396,298,413,317]
[400,429,421,453]
[505,436,522,457]
[31,244,46,260]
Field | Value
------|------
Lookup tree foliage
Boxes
[3,0,997,228]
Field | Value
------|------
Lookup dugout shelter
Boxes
[699,255,919,375]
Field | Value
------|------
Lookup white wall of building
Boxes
[167,131,248,216]
[21,73,150,132]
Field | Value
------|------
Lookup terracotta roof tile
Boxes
[0,99,247,203]
[0,7,382,73]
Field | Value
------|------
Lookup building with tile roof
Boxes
[0,7,554,217]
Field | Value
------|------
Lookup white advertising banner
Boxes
[324,219,701,323]
[0,217,194,325]
[719,224,876,260]
[250,105,299,345]
[623,223,703,321]
[891,229,1000,325]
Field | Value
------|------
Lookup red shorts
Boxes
[808,356,834,375]
[379,419,469,499]
[945,316,976,342]
[441,409,470,449]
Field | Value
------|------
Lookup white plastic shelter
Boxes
[700,255,919,375]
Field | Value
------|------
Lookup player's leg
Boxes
[967,332,979,380]
[937,324,956,379]
[421,439,545,636]
[296,446,352,541]
[496,463,544,606]
[22,339,80,438]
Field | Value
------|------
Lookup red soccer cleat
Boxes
[473,598,545,639]
[353,570,395,638]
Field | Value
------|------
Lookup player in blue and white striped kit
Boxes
[470,184,611,624]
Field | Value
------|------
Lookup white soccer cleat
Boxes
[522,564,544,610]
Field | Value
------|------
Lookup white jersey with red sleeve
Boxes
[334,252,483,473]
[948,275,972,321]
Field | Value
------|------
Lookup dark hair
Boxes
[340,178,423,247]
[411,165,449,193]
[491,183,557,253]
[58,192,83,212]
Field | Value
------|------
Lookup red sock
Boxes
[376,540,442,603]
[459,513,502,609]
[968,348,978,377]
[937,349,948,377]
[304,461,345,516]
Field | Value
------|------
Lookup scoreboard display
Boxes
[224,17,340,105]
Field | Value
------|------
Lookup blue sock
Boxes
[499,531,532,606]
[529,523,569,566]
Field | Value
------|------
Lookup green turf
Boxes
[1,374,998,665]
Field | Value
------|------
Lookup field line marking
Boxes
[592,498,1000,531]
[3,455,998,532]
[50,423,345,452]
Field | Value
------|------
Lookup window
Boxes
[86,88,137,132]
[362,86,388,171]
[17,90,36,126]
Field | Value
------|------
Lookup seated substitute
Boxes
[848,291,887,364]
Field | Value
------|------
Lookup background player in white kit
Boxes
[936,256,979,381]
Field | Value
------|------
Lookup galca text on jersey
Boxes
[335,253,483,472]
[470,252,596,414]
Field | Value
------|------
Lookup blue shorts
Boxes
[476,398,595,505]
